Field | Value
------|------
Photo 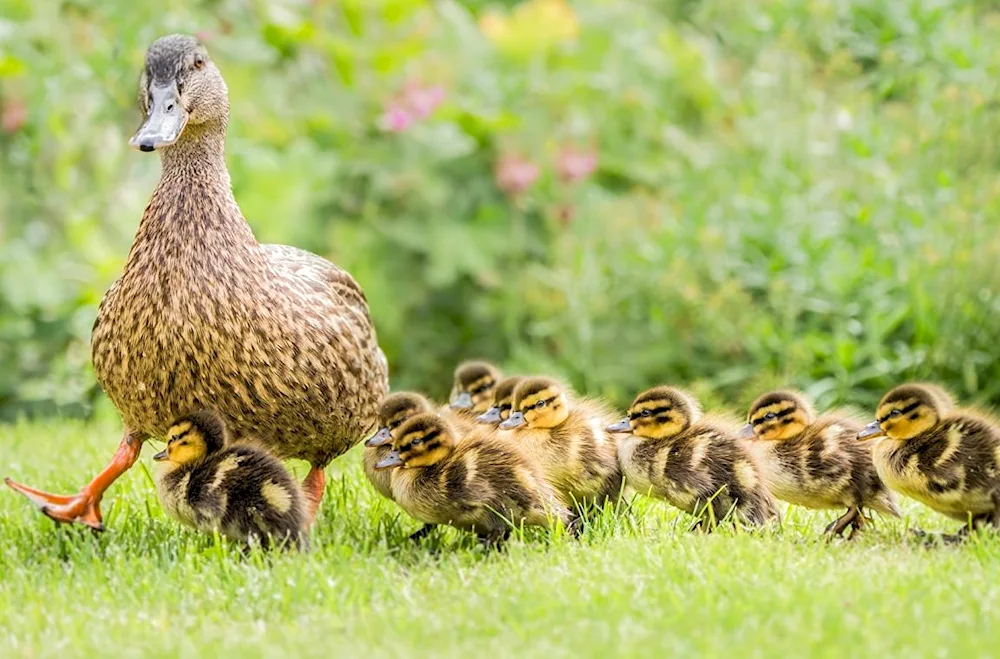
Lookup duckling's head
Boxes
[476,376,524,425]
[449,360,501,413]
[365,392,435,448]
[500,377,570,430]
[739,391,816,441]
[131,34,229,153]
[374,414,456,470]
[607,386,702,440]
[153,410,227,465]
[858,383,951,441]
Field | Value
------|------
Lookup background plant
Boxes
[2,0,999,421]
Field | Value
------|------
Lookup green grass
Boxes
[3,418,1000,658]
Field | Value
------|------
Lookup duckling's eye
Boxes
[764,413,777,421]
[410,438,423,446]
[889,409,902,418]
[535,399,548,409]
[640,410,652,417]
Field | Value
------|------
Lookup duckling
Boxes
[739,390,900,537]
[608,386,779,529]
[363,392,437,502]
[153,410,307,549]
[449,360,502,416]
[475,376,524,426]
[498,377,623,510]
[375,413,572,546]
[858,383,1000,538]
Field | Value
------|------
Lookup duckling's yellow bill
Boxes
[130,83,188,152]
[365,427,393,448]
[857,421,885,441]
[450,392,474,410]
[737,423,756,440]
[152,449,168,462]
[499,411,526,430]
[476,407,502,424]
[374,452,404,470]
[606,418,631,433]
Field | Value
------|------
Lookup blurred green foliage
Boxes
[2,0,1000,420]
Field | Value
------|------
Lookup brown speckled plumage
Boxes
[92,35,388,467]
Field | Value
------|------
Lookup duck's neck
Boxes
[136,120,256,248]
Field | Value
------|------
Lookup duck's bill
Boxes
[606,418,631,433]
[499,411,526,430]
[152,449,168,462]
[374,452,404,470]
[476,407,502,424]
[450,392,474,410]
[857,421,885,441]
[130,83,188,152]
[736,423,756,440]
[365,427,393,448]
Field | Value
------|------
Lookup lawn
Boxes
[2,417,999,658]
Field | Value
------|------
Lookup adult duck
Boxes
[5,34,389,530]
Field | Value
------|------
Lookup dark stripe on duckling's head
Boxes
[169,409,227,455]
[746,390,814,441]
[378,392,434,430]
[393,413,456,468]
[873,383,951,440]
[492,376,523,407]
[454,360,501,391]
[626,386,702,439]
[512,377,570,429]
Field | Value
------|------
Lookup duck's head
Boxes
[607,386,702,440]
[374,413,456,470]
[365,392,435,448]
[476,376,524,425]
[449,360,501,413]
[131,34,229,153]
[858,383,954,441]
[500,377,570,430]
[738,390,815,441]
[153,410,227,465]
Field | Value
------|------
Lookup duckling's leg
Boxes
[408,524,434,541]
[4,430,146,531]
[301,465,326,526]
[823,507,860,537]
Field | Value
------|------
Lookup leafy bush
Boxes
[2,0,999,420]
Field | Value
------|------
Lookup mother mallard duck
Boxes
[5,34,389,530]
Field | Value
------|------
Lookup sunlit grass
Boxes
[2,418,999,658]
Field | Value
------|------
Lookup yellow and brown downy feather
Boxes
[858,383,1000,535]
[500,376,623,510]
[154,410,307,549]
[742,390,899,537]
[610,386,779,529]
[448,361,502,417]
[376,413,571,546]
[90,35,389,470]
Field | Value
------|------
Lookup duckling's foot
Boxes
[301,465,326,526]
[408,524,434,541]
[4,431,145,531]
[824,507,860,538]
[477,530,511,550]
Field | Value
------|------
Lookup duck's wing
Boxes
[261,244,372,318]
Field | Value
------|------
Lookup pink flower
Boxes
[494,155,540,196]
[1,98,27,134]
[404,84,445,120]
[555,146,597,183]
[379,106,414,133]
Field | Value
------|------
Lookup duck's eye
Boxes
[764,413,777,421]
[193,55,205,70]
[640,410,652,417]
[890,409,902,418]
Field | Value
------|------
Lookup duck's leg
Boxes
[301,465,326,526]
[4,430,146,531]
[824,507,860,537]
